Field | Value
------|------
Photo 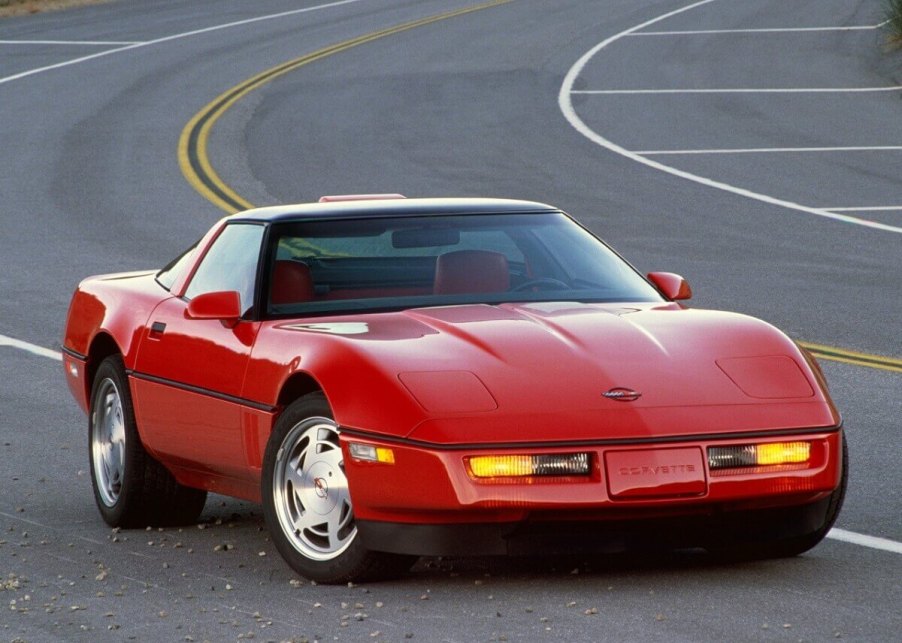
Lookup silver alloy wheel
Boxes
[91,377,126,507]
[272,417,356,561]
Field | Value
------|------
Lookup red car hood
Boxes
[281,302,838,444]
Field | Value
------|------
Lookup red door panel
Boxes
[131,296,260,478]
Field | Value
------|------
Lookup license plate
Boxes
[605,447,707,499]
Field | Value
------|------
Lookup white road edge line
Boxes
[0,39,142,45]
[0,0,365,86]
[557,0,902,235]
[0,333,62,361]
[2,332,901,555]
[574,86,902,94]
[826,206,902,212]
[630,25,888,35]
[827,528,902,555]
[636,145,902,155]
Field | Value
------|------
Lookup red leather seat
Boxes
[271,260,315,304]
[434,250,510,294]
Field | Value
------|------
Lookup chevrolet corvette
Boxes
[62,196,846,582]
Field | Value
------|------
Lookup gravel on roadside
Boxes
[0,0,113,18]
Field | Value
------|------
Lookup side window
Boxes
[156,242,198,292]
[184,224,265,316]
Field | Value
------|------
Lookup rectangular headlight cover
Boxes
[708,442,811,470]
[467,453,590,478]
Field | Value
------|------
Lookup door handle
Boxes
[149,321,166,338]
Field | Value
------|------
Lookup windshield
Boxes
[264,211,662,316]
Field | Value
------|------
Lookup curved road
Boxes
[1,0,899,640]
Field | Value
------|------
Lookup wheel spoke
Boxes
[316,426,336,447]
[337,498,354,535]
[107,444,122,489]
[325,510,345,550]
[291,509,319,535]
[331,482,351,517]
[285,462,306,493]
[320,446,343,469]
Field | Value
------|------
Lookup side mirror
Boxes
[647,272,692,301]
[185,290,242,322]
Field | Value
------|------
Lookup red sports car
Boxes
[62,196,845,583]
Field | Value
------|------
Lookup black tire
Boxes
[89,355,207,528]
[709,434,848,560]
[262,392,416,583]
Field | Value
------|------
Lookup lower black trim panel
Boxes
[357,497,832,557]
[61,346,87,361]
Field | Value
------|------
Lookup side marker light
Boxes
[348,442,395,464]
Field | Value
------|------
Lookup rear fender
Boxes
[62,273,172,411]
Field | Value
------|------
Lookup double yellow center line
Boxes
[177,0,512,213]
[800,342,902,373]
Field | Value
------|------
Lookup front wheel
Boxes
[262,393,415,583]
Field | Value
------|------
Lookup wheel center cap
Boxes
[302,461,339,515]
[313,476,328,499]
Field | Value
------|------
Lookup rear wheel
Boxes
[262,393,415,583]
[89,355,207,527]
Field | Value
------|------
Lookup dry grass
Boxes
[886,0,902,49]
[0,0,112,18]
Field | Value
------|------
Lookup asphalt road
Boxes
[1,0,900,641]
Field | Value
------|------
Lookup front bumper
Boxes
[341,427,843,555]
[357,495,835,556]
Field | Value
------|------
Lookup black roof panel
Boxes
[226,198,560,223]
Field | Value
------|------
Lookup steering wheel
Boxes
[510,278,570,292]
